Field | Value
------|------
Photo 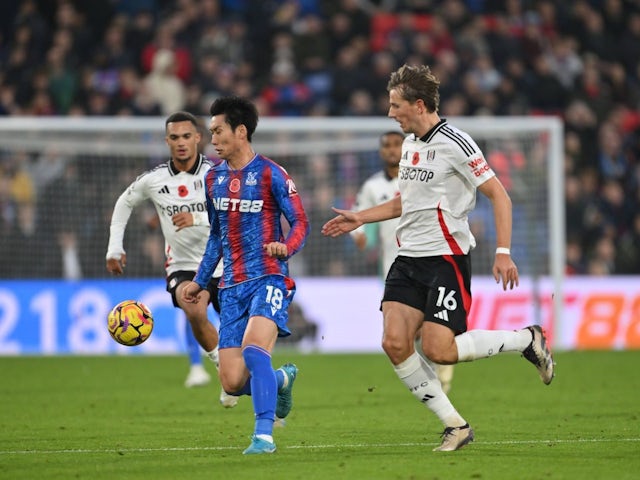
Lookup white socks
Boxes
[206,347,220,369]
[455,329,532,362]
[394,352,466,427]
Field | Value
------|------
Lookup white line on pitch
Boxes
[1,437,639,455]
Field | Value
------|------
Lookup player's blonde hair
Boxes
[387,64,440,113]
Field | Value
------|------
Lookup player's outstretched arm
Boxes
[321,207,363,238]
[106,254,127,275]
[182,281,203,304]
[323,196,402,238]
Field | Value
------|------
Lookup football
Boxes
[107,300,154,346]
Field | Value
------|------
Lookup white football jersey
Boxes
[106,154,223,277]
[397,119,495,257]
[352,170,400,276]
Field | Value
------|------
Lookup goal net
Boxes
[0,116,564,320]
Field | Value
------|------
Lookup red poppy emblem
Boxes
[178,185,188,197]
[229,178,241,193]
[412,152,420,165]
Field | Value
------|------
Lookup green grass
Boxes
[1,351,639,480]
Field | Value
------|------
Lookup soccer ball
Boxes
[107,300,154,346]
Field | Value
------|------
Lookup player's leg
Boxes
[173,275,240,406]
[384,256,473,451]
[176,285,219,353]
[414,336,454,394]
[167,272,216,387]
[434,364,455,394]
[454,326,555,384]
[205,276,239,407]
[240,275,296,455]
[216,284,252,397]
[241,316,279,454]
[414,329,454,394]
[183,319,211,388]
[384,301,472,451]
[415,256,554,384]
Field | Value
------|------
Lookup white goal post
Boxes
[0,115,564,327]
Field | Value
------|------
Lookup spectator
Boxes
[544,35,583,90]
[618,12,640,73]
[527,54,568,113]
[564,99,599,169]
[143,48,186,115]
[597,124,628,181]
[46,45,77,114]
[140,21,192,82]
[329,44,369,115]
[124,9,156,66]
[0,0,640,277]
[36,159,100,278]
[565,175,587,241]
[616,213,640,274]
[0,201,46,278]
[259,60,312,116]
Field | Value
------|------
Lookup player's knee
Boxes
[382,334,411,362]
[219,371,248,394]
[181,304,208,325]
[421,343,455,364]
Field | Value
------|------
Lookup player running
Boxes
[323,64,554,452]
[182,96,310,455]
[351,130,455,394]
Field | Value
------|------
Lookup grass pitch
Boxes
[1,350,639,480]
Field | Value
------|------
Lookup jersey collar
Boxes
[169,154,203,176]
[418,118,447,143]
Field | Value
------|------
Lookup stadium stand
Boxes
[0,0,639,277]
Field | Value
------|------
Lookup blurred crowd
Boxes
[1,0,639,277]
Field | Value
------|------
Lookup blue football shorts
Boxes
[218,274,296,348]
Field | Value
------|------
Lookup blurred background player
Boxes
[351,130,454,393]
[106,110,237,407]
[183,96,310,455]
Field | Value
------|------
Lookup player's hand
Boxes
[172,212,194,232]
[264,242,288,259]
[321,207,363,237]
[106,255,126,275]
[493,254,519,290]
[182,281,203,303]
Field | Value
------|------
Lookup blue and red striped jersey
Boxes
[194,153,309,289]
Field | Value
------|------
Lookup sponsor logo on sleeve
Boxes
[468,156,491,177]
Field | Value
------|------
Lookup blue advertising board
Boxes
[0,279,216,355]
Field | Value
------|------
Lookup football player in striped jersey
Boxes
[183,96,310,455]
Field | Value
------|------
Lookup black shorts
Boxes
[166,271,221,313]
[382,255,472,334]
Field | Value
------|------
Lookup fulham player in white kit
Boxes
[323,64,554,451]
[106,111,237,407]
[351,130,455,393]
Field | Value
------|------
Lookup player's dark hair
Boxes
[387,64,440,113]
[380,131,404,145]
[165,111,199,130]
[209,96,259,142]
